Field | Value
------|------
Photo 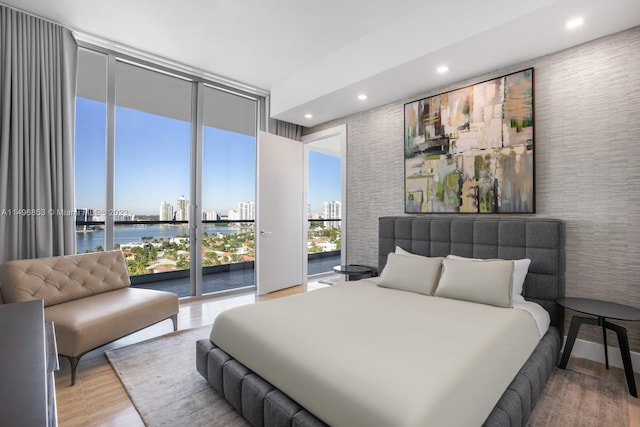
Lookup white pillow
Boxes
[379,252,443,296]
[446,255,531,302]
[395,246,419,257]
[435,258,514,307]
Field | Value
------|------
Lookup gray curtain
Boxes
[0,6,78,263]
[273,119,303,141]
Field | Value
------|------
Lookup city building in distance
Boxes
[228,201,255,221]
[176,196,189,221]
[203,210,220,221]
[159,201,174,221]
[323,201,341,228]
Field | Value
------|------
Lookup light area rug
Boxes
[107,326,630,427]
[106,326,248,427]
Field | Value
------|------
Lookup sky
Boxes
[75,97,341,216]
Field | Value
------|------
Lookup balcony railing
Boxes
[76,219,341,280]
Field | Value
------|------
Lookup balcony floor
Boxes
[132,254,341,297]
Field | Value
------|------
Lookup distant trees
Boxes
[176,257,189,270]
[104,224,342,277]
[307,223,341,254]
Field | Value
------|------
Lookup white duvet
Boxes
[210,279,543,427]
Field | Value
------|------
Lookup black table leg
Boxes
[603,319,637,398]
[600,316,609,369]
[559,316,599,369]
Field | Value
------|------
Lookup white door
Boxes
[256,131,305,295]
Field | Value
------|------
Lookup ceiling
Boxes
[3,0,639,127]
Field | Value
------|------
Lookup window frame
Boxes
[75,43,265,297]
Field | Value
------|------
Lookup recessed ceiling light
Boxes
[437,65,449,74]
[304,113,313,119]
[357,94,368,101]
[566,17,584,29]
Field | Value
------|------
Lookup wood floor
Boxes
[54,279,640,427]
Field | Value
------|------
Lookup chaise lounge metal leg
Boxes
[170,314,178,331]
[68,356,80,386]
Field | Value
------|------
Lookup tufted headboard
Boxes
[379,217,566,330]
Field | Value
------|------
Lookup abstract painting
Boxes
[404,68,534,213]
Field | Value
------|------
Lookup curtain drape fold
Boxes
[0,6,78,263]
[273,119,303,141]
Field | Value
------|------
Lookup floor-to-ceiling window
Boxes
[75,49,107,253]
[74,46,261,297]
[201,86,257,293]
[114,62,192,296]
[306,137,342,275]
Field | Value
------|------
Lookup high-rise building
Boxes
[323,201,341,228]
[76,208,93,231]
[76,208,93,223]
[112,213,135,221]
[238,201,255,220]
[227,202,254,221]
[159,201,174,221]
[203,210,219,221]
[176,196,189,221]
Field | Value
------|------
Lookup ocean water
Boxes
[76,223,243,253]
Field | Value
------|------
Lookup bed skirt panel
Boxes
[484,326,562,427]
[196,338,328,427]
[196,326,561,427]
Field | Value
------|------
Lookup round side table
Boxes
[332,265,372,281]
[557,297,640,397]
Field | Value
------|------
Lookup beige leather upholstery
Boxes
[0,251,179,385]
[46,287,178,356]
[0,251,130,306]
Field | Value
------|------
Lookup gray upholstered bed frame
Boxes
[196,216,565,427]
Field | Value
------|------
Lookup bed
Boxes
[196,217,565,427]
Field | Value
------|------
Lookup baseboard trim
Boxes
[563,337,640,373]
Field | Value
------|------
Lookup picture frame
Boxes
[404,68,534,213]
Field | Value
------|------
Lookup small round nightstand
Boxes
[332,265,373,281]
[557,297,640,397]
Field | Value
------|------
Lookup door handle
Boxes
[260,230,272,235]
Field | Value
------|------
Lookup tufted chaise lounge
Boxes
[0,250,179,385]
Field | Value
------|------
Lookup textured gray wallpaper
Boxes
[305,26,640,351]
